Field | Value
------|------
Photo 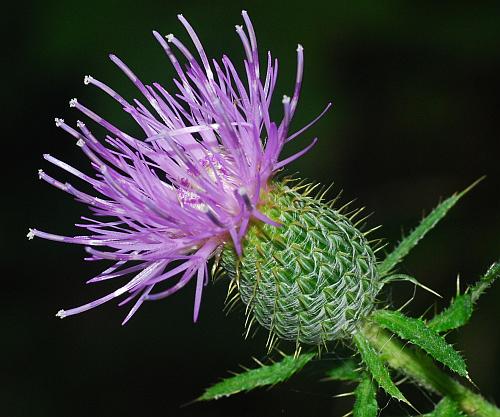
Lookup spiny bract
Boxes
[221,181,381,346]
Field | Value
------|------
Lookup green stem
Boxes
[360,322,500,417]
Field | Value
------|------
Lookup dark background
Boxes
[4,1,500,416]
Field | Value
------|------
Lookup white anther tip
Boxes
[76,139,84,147]
[54,118,64,127]
[242,10,248,15]
[56,310,67,319]
[166,33,174,42]
[76,120,85,128]
[282,95,290,104]
[69,98,78,108]
[83,75,93,85]
[297,44,304,52]
[27,229,35,240]
[177,14,183,19]
[235,25,243,32]
[37,169,44,179]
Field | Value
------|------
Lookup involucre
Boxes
[221,181,380,346]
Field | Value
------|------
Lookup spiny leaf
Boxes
[382,274,442,298]
[198,353,315,401]
[353,332,409,404]
[371,310,468,377]
[324,359,361,381]
[378,178,483,276]
[428,294,473,333]
[428,261,499,333]
[353,376,378,417]
[423,397,464,417]
[469,261,500,304]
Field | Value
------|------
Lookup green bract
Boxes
[221,181,380,346]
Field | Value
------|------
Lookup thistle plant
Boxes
[29,11,499,417]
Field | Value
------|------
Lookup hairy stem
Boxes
[360,322,500,417]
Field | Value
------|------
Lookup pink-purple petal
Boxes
[32,12,327,324]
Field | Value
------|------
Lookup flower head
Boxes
[30,11,329,324]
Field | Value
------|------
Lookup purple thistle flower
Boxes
[29,11,329,324]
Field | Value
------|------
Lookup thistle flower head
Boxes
[30,11,329,324]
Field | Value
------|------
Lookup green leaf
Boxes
[378,178,483,276]
[428,294,473,333]
[423,397,464,417]
[382,274,442,299]
[428,261,499,333]
[469,261,500,304]
[353,332,409,404]
[198,353,315,401]
[324,359,361,381]
[353,376,378,417]
[371,310,468,377]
